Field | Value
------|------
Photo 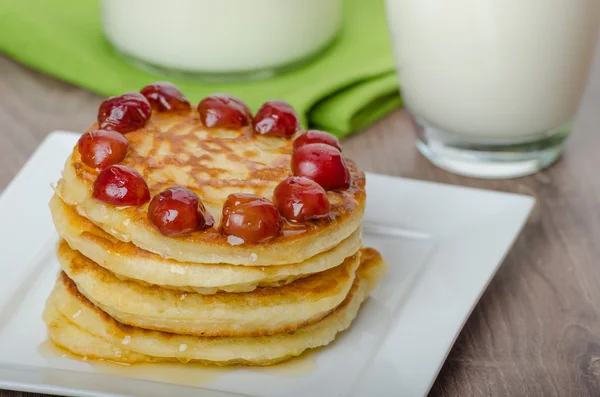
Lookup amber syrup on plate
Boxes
[38,339,316,387]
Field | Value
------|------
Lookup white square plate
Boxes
[0,132,534,397]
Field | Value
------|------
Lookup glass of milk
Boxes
[101,0,342,81]
[386,0,600,178]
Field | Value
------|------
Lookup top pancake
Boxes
[57,110,366,265]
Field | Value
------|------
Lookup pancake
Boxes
[50,194,362,294]
[58,240,362,337]
[56,110,366,266]
[44,248,387,366]
[44,309,153,363]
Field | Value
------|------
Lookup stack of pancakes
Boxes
[44,110,386,366]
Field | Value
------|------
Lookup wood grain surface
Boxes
[1,48,600,397]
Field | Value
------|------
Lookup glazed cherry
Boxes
[93,165,150,206]
[77,129,129,170]
[198,94,252,129]
[148,187,213,237]
[273,176,330,222]
[293,130,342,152]
[253,100,299,138]
[221,193,282,243]
[98,92,152,133]
[140,82,191,113]
[292,143,351,190]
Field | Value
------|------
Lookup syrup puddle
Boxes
[39,340,316,388]
[249,351,317,376]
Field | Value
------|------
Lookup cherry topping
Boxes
[221,193,282,244]
[140,82,191,113]
[292,143,351,190]
[98,93,152,133]
[77,130,129,170]
[294,130,342,152]
[253,100,299,138]
[92,165,150,206]
[148,187,214,237]
[274,176,330,222]
[198,94,252,129]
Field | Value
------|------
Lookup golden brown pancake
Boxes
[56,109,365,266]
[44,248,387,366]
[57,240,362,337]
[50,194,363,293]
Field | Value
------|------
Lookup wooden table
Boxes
[1,51,600,397]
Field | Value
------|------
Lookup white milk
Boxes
[386,0,600,141]
[101,0,342,74]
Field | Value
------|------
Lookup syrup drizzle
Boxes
[38,339,316,388]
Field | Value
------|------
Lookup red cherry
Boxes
[253,100,299,138]
[140,82,191,113]
[292,143,351,190]
[77,130,129,170]
[148,187,213,236]
[273,176,330,222]
[92,165,150,206]
[98,93,152,133]
[221,193,282,243]
[294,130,342,152]
[198,94,252,129]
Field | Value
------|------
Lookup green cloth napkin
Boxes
[0,0,401,138]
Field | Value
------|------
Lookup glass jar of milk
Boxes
[101,0,342,81]
[386,0,600,178]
